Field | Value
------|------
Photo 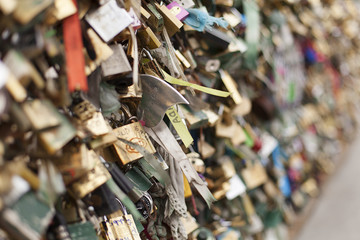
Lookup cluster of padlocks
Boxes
[0,0,359,239]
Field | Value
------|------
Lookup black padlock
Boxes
[82,184,121,217]
[46,212,71,240]
[102,160,153,219]
[197,28,232,52]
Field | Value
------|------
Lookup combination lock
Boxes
[135,192,153,219]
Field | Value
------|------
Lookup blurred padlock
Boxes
[101,44,132,81]
[67,158,111,199]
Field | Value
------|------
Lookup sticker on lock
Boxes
[113,122,156,165]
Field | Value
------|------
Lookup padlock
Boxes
[241,161,268,190]
[218,70,243,105]
[67,158,111,199]
[8,102,32,132]
[12,0,52,25]
[72,100,110,137]
[89,132,118,150]
[125,167,154,219]
[85,28,114,75]
[197,28,232,52]
[45,212,72,240]
[182,49,198,70]
[222,8,243,29]
[53,144,98,185]
[3,50,45,89]
[226,174,246,201]
[125,166,153,193]
[82,184,121,217]
[154,2,183,37]
[100,217,117,240]
[103,200,142,240]
[101,158,154,220]
[197,140,216,159]
[59,197,99,240]
[0,188,54,240]
[85,0,133,43]
[179,105,209,130]
[22,99,60,131]
[101,44,132,80]
[0,63,27,103]
[175,50,191,68]
[37,110,77,155]
[45,0,77,24]
[111,121,156,165]
[137,25,162,50]
[144,3,164,33]
[216,117,247,146]
[206,156,236,183]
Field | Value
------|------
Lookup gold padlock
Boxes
[53,144,98,185]
[22,99,60,131]
[104,202,142,240]
[144,3,164,33]
[154,2,183,37]
[3,50,45,89]
[216,118,247,146]
[241,162,268,190]
[110,214,141,240]
[67,158,111,199]
[112,121,156,165]
[138,25,162,49]
[12,0,52,24]
[73,100,110,137]
[100,219,117,240]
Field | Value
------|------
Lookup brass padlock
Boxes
[144,3,164,33]
[241,162,268,190]
[219,70,243,105]
[3,50,45,90]
[100,218,117,240]
[22,99,60,131]
[104,209,142,240]
[112,121,156,165]
[179,105,209,130]
[67,158,111,199]
[73,100,110,137]
[37,108,76,155]
[154,2,183,37]
[137,25,162,50]
[12,0,52,24]
[53,144,98,185]
[216,118,247,146]
[45,0,76,24]
[175,50,191,69]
